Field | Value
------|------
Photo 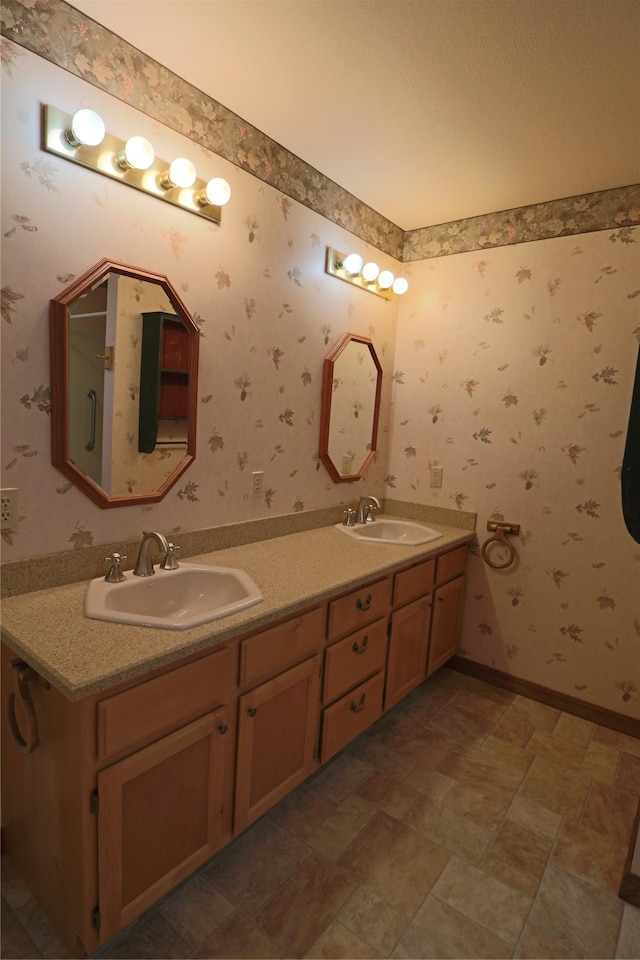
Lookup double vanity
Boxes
[1,514,472,956]
[0,252,479,955]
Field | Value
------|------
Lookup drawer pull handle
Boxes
[248,707,257,718]
[349,694,366,714]
[352,636,369,654]
[218,724,228,735]
[356,594,372,612]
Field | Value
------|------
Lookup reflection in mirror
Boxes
[51,259,199,509]
[319,333,382,483]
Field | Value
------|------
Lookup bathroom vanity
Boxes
[1,521,470,957]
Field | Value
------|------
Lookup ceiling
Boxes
[70,0,640,232]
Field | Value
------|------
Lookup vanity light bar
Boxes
[325,247,409,300]
[43,105,230,224]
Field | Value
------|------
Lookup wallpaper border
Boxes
[0,0,405,256]
[403,185,640,261]
[1,0,639,261]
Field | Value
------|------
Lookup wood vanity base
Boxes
[1,543,467,957]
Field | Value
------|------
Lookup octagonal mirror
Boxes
[319,332,382,482]
[50,258,199,508]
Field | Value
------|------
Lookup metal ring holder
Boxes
[6,660,49,754]
[481,520,520,570]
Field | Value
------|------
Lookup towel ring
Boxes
[481,521,520,570]
[6,660,49,754]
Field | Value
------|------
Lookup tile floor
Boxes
[2,667,640,959]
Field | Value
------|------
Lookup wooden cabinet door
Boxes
[385,594,432,710]
[427,575,466,676]
[234,656,321,832]
[97,707,232,942]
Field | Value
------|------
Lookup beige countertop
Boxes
[1,520,473,701]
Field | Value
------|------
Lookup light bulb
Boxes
[196,177,231,206]
[392,277,409,295]
[160,158,196,189]
[66,109,105,147]
[342,253,363,275]
[361,261,380,282]
[116,136,155,171]
[378,270,394,289]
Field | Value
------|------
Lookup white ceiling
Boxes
[70,0,640,231]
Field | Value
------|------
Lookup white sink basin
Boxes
[335,519,443,546]
[85,563,263,630]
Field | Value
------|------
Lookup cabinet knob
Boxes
[356,593,372,612]
[349,693,366,714]
[248,707,257,717]
[218,724,228,735]
[438,595,445,603]
[352,636,369,654]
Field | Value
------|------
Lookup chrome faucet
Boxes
[133,530,169,577]
[355,495,381,524]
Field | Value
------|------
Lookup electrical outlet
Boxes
[251,471,264,500]
[429,466,443,489]
[1,488,18,529]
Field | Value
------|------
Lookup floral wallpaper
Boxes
[2,0,638,263]
[1,43,398,557]
[1,5,639,721]
[389,229,640,718]
[0,0,404,259]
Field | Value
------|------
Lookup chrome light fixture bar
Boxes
[325,247,408,300]
[43,105,230,224]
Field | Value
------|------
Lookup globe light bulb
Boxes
[66,109,105,147]
[378,270,394,290]
[342,253,363,275]
[361,261,380,282]
[117,136,155,171]
[392,277,409,295]
[161,158,196,189]
[203,177,231,205]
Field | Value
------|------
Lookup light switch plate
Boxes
[429,466,443,488]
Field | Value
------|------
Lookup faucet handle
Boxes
[160,543,180,570]
[364,503,379,523]
[104,552,127,583]
[343,508,356,527]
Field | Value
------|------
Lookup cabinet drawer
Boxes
[323,617,388,704]
[97,645,234,762]
[239,606,324,687]
[436,544,468,585]
[327,578,392,641]
[393,558,435,608]
[320,672,384,763]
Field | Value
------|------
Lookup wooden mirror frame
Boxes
[50,258,199,509]
[319,333,383,483]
